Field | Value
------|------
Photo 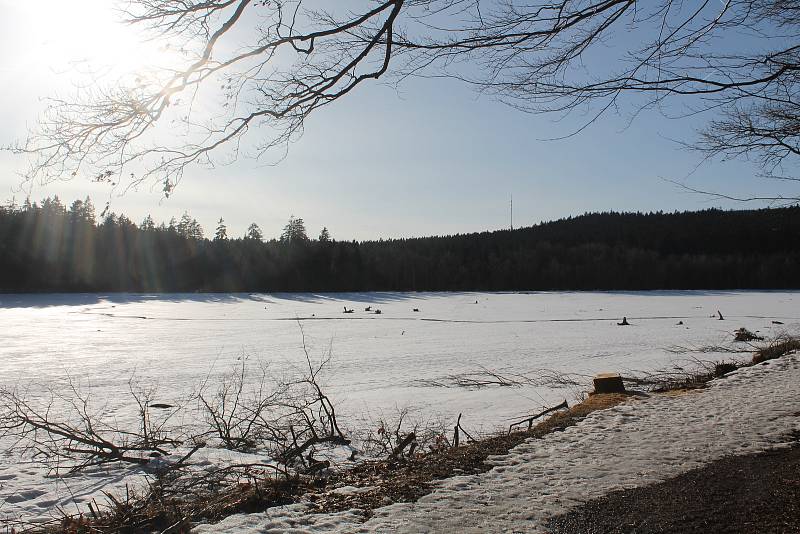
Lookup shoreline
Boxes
[193,351,800,533]
[8,347,799,533]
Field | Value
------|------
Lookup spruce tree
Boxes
[246,223,263,241]
[281,215,309,243]
[319,227,331,242]
[214,217,228,241]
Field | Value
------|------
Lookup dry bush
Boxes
[0,330,351,532]
[195,360,286,453]
[0,377,192,475]
[28,464,309,534]
[356,408,451,462]
[628,333,799,392]
[753,335,800,364]
[666,344,751,355]
[411,367,588,391]
[192,324,350,473]
[622,356,745,393]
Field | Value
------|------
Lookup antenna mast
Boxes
[510,194,514,231]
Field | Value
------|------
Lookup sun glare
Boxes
[6,0,182,83]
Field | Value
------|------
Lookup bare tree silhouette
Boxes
[9,0,800,201]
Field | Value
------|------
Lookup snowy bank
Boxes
[197,353,800,533]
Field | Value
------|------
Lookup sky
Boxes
[0,1,795,241]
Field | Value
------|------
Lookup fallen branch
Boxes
[0,381,186,474]
[508,400,569,434]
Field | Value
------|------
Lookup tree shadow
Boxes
[0,292,272,309]
[0,291,476,309]
[269,292,471,304]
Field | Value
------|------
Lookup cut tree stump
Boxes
[593,373,626,394]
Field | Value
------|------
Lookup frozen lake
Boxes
[0,290,798,522]
[2,291,797,428]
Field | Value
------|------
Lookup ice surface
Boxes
[0,290,797,523]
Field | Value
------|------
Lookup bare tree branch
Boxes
[6,0,800,197]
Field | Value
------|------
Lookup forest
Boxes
[0,197,797,292]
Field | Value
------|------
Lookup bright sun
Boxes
[4,0,182,83]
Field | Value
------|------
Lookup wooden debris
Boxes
[508,400,569,433]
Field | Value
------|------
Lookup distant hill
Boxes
[1,199,798,292]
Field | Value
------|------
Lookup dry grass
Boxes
[753,336,800,364]
[28,475,312,534]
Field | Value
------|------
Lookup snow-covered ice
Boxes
[0,290,797,523]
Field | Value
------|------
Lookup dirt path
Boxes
[548,441,800,533]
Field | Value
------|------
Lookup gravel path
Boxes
[198,355,800,533]
[548,443,800,533]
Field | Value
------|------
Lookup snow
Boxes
[0,290,798,524]
[196,353,800,533]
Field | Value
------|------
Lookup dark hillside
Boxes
[1,198,797,292]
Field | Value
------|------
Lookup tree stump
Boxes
[593,373,626,394]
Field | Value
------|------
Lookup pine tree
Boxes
[246,223,263,241]
[83,197,96,225]
[141,215,156,231]
[319,227,331,242]
[189,218,204,240]
[281,215,309,243]
[176,212,193,238]
[69,199,85,222]
[117,214,135,229]
[214,217,228,241]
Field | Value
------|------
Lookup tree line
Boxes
[1,197,798,292]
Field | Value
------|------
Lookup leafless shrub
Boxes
[195,360,285,453]
[356,408,451,462]
[0,339,349,531]
[21,462,306,534]
[0,377,191,475]
[666,344,752,355]
[412,367,588,390]
[191,324,350,474]
[0,323,352,534]
[753,335,800,363]
[274,327,350,472]
[622,356,745,393]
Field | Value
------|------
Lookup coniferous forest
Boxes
[0,197,798,293]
